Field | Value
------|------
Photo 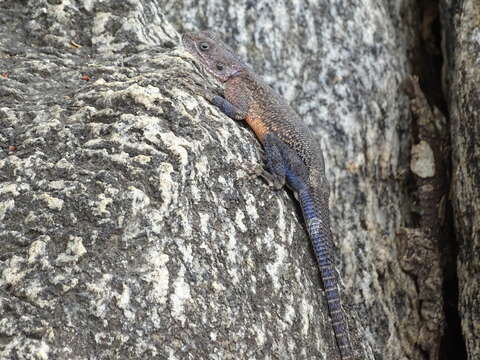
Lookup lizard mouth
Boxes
[181,33,194,52]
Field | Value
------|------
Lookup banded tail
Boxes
[298,188,353,360]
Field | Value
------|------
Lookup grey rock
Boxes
[0,0,453,359]
[441,0,480,358]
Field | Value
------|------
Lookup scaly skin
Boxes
[183,31,353,360]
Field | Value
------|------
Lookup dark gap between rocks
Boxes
[439,204,467,360]
[412,1,467,359]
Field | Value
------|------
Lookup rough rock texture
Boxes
[401,75,448,360]
[441,0,480,358]
[0,0,453,359]
[2,45,343,358]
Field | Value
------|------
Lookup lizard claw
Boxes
[262,172,285,190]
[241,163,285,190]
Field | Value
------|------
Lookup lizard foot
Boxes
[241,163,285,190]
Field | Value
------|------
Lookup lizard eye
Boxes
[216,63,224,71]
[199,42,209,51]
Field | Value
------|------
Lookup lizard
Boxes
[182,31,354,360]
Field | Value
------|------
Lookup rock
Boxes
[441,0,480,358]
[0,0,457,359]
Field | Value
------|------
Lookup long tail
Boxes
[298,188,353,359]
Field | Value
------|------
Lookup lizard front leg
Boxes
[209,95,247,121]
[183,81,246,120]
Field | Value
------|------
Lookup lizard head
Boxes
[182,31,245,82]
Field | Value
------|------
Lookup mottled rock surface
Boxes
[441,0,480,358]
[0,0,458,359]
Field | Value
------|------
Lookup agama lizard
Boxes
[183,31,353,360]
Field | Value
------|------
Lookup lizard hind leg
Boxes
[263,133,309,193]
[247,133,306,193]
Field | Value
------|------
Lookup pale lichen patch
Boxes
[265,236,287,290]
[190,183,201,201]
[275,198,287,241]
[158,131,191,167]
[224,223,240,283]
[142,250,169,304]
[284,303,295,326]
[115,284,134,320]
[177,242,193,266]
[178,212,193,238]
[1,255,28,286]
[48,180,66,190]
[127,84,161,109]
[54,158,74,171]
[37,193,64,211]
[134,340,159,358]
[157,162,176,217]
[24,279,53,309]
[0,183,19,196]
[195,155,209,174]
[28,236,50,266]
[83,138,105,148]
[85,273,113,318]
[244,193,259,221]
[110,151,130,164]
[300,298,314,337]
[411,140,435,178]
[132,154,151,165]
[252,324,266,347]
[55,236,87,264]
[235,209,247,232]
[170,266,191,325]
[51,273,78,293]
[198,212,210,234]
[69,236,87,257]
[211,281,226,292]
[126,186,150,216]
[92,193,113,217]
[94,332,111,345]
[215,128,236,162]
[0,199,14,222]
[36,341,50,360]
